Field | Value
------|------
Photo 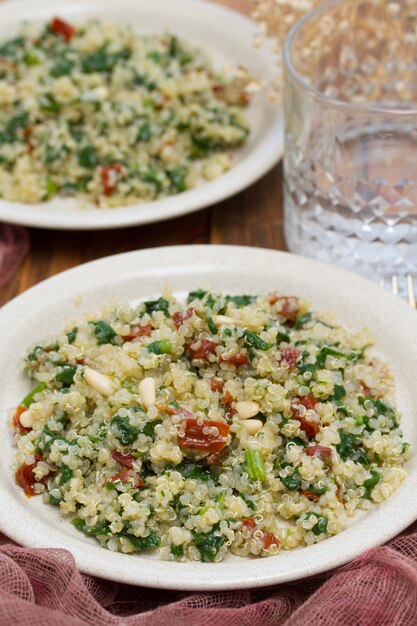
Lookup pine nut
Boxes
[19,409,35,428]
[242,419,263,435]
[213,315,236,325]
[84,368,115,397]
[139,377,156,408]
[236,401,260,419]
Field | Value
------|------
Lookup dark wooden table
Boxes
[0,0,285,308]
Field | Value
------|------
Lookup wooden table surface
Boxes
[0,0,285,308]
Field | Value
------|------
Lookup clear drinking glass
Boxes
[283,0,417,279]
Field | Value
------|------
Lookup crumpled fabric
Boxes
[0,522,417,626]
[0,224,29,289]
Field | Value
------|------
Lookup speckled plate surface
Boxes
[0,245,416,590]
[0,0,283,230]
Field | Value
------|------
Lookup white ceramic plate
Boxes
[0,0,283,230]
[1,245,416,590]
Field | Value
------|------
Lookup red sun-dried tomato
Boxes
[178,418,229,454]
[187,339,217,360]
[50,17,76,42]
[221,351,248,366]
[13,405,30,434]
[280,347,300,370]
[242,517,280,550]
[292,396,320,438]
[106,468,144,489]
[270,295,299,324]
[172,308,194,329]
[121,323,152,342]
[210,378,224,393]
[301,490,320,502]
[111,450,136,469]
[101,163,125,196]
[305,445,333,466]
[16,455,50,497]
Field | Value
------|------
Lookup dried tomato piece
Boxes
[16,455,49,497]
[292,397,319,438]
[111,450,136,469]
[210,378,224,393]
[336,485,344,503]
[106,468,144,489]
[121,323,152,342]
[305,445,333,466]
[23,127,34,154]
[13,405,30,434]
[242,517,280,550]
[160,405,194,418]
[280,347,300,370]
[101,163,125,196]
[206,447,228,465]
[360,381,377,398]
[221,390,234,406]
[50,17,76,42]
[301,490,320,502]
[187,339,217,360]
[272,296,299,324]
[172,308,194,329]
[221,351,248,366]
[299,396,318,411]
[178,418,229,453]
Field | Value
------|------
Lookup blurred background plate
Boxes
[0,0,283,230]
[0,245,416,590]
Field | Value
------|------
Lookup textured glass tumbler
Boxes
[283,0,417,279]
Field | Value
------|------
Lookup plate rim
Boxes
[0,0,283,231]
[1,244,416,590]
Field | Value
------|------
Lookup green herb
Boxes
[72,518,110,536]
[245,449,266,482]
[78,145,98,169]
[142,420,162,440]
[0,36,25,60]
[147,50,162,64]
[144,297,170,317]
[281,469,302,491]
[337,432,369,465]
[24,51,40,66]
[294,312,312,329]
[0,111,29,144]
[118,531,160,551]
[170,544,184,558]
[49,493,62,506]
[176,462,219,484]
[111,416,139,446]
[136,121,151,142]
[316,346,361,369]
[332,385,346,402]
[207,316,218,334]
[243,330,274,351]
[283,436,307,448]
[276,331,290,345]
[38,94,61,112]
[192,524,225,562]
[187,290,207,303]
[88,425,107,443]
[59,465,73,486]
[363,470,380,499]
[239,493,255,511]
[225,294,256,307]
[66,327,78,344]
[50,57,74,77]
[21,382,46,408]
[90,320,118,345]
[306,484,327,495]
[168,166,187,192]
[147,339,172,355]
[305,512,328,535]
[81,46,131,73]
[55,365,77,386]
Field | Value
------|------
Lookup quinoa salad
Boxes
[12,290,409,562]
[0,18,251,207]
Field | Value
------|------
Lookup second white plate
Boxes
[0,0,283,230]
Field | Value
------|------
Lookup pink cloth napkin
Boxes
[0,522,416,626]
[0,223,29,289]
